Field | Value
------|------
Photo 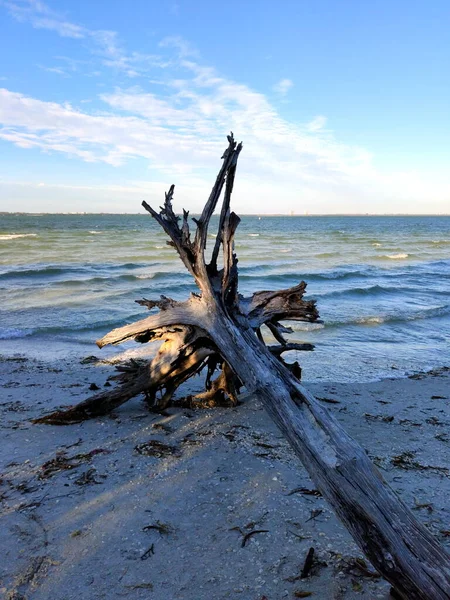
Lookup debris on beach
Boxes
[134,440,180,458]
[301,547,316,578]
[38,448,109,479]
[80,356,99,365]
[142,521,174,536]
[286,487,322,497]
[230,526,269,548]
[74,467,105,486]
[391,450,449,474]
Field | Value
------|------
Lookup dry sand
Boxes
[1,355,450,600]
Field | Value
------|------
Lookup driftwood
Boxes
[35,135,450,599]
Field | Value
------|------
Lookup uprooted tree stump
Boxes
[35,135,450,599]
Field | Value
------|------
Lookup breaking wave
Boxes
[385,253,409,259]
[326,304,450,328]
[0,233,38,240]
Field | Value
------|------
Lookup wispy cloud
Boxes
[273,78,293,96]
[307,115,327,132]
[159,36,198,59]
[4,0,168,77]
[37,64,67,76]
[0,69,372,195]
[4,0,86,38]
[1,3,448,213]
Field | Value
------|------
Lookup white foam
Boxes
[358,316,384,325]
[386,253,408,259]
[248,233,260,237]
[89,231,103,234]
[0,233,37,240]
[372,242,381,247]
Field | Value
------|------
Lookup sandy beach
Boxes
[1,355,449,600]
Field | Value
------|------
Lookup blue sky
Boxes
[0,0,449,214]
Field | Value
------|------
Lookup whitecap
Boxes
[372,242,381,247]
[248,233,260,237]
[89,231,103,234]
[280,249,291,253]
[357,316,384,325]
[289,322,325,331]
[0,233,37,240]
[386,253,408,259]
[155,245,165,249]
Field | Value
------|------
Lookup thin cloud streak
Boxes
[1,1,449,213]
[4,0,169,76]
[273,78,293,96]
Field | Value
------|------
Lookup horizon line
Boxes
[1,211,450,217]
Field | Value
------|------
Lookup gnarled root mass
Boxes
[34,134,450,599]
[35,284,317,423]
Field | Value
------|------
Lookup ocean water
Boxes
[1,213,449,382]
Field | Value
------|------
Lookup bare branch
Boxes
[136,295,178,311]
[243,281,319,327]
[142,185,196,278]
[96,297,206,348]
[32,368,153,424]
[193,133,242,259]
[222,210,241,306]
[268,342,315,356]
[210,139,243,273]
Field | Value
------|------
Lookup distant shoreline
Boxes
[2,212,450,217]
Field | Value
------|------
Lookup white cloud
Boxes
[307,115,327,132]
[0,4,448,213]
[0,65,372,191]
[273,78,293,96]
[2,73,447,215]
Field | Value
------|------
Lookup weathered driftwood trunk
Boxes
[36,135,450,599]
